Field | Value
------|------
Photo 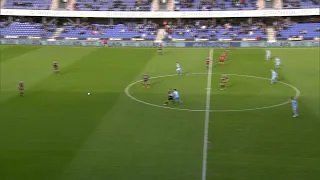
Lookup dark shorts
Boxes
[168,96,173,100]
[53,65,59,70]
[143,79,148,82]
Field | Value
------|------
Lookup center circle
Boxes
[124,73,300,112]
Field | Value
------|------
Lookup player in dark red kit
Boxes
[219,55,225,65]
[206,56,211,70]
[158,44,163,55]
[143,73,150,88]
[220,74,229,90]
[53,60,59,74]
[222,49,228,60]
[18,80,24,96]
[103,39,108,47]
[218,50,227,65]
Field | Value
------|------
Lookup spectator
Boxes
[300,29,308,34]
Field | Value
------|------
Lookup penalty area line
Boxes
[202,48,214,180]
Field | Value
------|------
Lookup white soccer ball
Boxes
[88,93,91,95]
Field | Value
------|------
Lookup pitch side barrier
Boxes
[0,39,319,47]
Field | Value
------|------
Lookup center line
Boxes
[202,48,214,180]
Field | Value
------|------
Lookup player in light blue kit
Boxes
[275,56,281,68]
[266,50,271,61]
[176,62,183,75]
[290,96,299,117]
[271,69,278,84]
[173,89,182,104]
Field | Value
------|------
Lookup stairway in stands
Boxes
[273,0,282,9]
[1,0,6,8]
[152,0,160,11]
[267,26,276,42]
[67,0,76,10]
[256,0,265,9]
[167,0,175,10]
[50,0,59,10]
[155,29,166,42]
[52,28,65,39]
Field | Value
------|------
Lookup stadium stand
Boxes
[276,23,320,40]
[174,0,258,11]
[0,21,158,40]
[2,0,318,11]
[282,0,320,9]
[165,22,267,41]
[59,23,157,39]
[3,0,52,10]
[0,0,319,41]
[73,0,152,11]
[0,21,55,37]
[1,19,319,41]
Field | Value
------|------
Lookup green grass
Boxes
[0,45,319,180]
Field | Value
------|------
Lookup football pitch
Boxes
[0,45,319,180]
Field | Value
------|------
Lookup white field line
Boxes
[201,48,214,180]
[124,73,300,112]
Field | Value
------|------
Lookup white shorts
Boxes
[176,68,181,71]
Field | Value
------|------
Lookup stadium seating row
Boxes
[2,0,319,10]
[276,23,320,40]
[1,21,319,40]
[73,0,151,11]
[174,0,258,11]
[166,24,267,40]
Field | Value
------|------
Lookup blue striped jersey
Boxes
[291,99,298,107]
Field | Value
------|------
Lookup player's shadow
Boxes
[227,82,234,88]
[161,51,170,55]
[150,80,163,88]
[57,69,73,75]
[277,76,284,82]
[171,102,182,107]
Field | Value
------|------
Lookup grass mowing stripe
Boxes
[202,48,214,180]
[56,49,159,180]
[0,47,99,103]
[0,46,42,63]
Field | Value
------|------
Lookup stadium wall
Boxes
[1,39,319,47]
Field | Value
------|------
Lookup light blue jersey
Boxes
[271,70,278,84]
[176,64,183,74]
[266,50,271,60]
[173,90,182,103]
[291,99,298,107]
[173,91,179,99]
[275,57,281,68]
[291,99,298,117]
